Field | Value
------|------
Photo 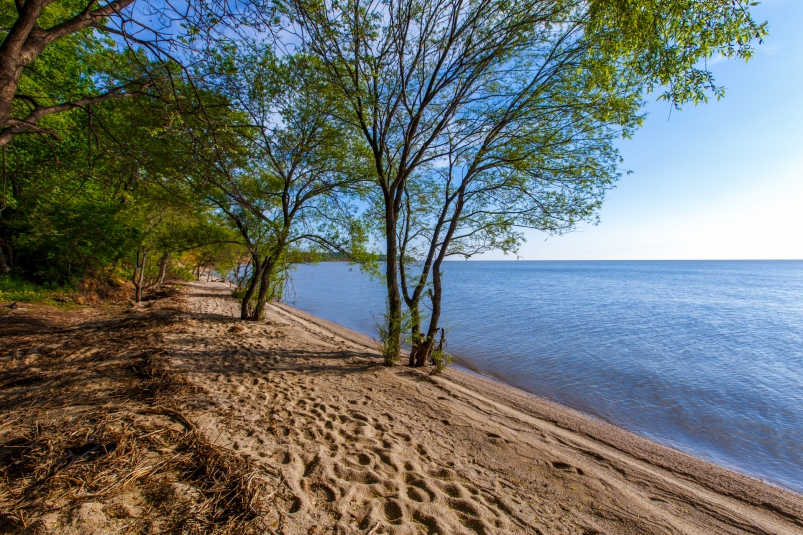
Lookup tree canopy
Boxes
[1,0,765,361]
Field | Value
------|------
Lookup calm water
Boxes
[283,261,803,493]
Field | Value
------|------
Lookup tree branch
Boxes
[0,84,149,146]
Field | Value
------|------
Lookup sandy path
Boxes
[168,281,803,535]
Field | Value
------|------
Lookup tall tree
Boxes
[163,46,374,319]
[286,0,586,364]
[284,0,765,365]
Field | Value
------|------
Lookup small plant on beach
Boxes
[429,348,452,376]
[428,327,451,375]
[374,305,414,366]
[376,312,402,366]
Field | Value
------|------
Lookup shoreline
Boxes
[277,299,803,503]
[447,361,800,496]
[4,280,801,534]
[278,300,802,498]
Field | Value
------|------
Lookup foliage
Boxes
[284,0,765,366]
[1,105,139,285]
[430,348,452,375]
[178,43,378,319]
[374,305,414,366]
[0,0,766,366]
[588,0,767,107]
[0,81,239,295]
[0,275,72,304]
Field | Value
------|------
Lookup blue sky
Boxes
[496,0,803,261]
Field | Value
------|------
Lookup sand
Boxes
[2,280,802,534]
[169,281,803,534]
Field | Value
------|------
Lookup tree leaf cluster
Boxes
[0,0,765,345]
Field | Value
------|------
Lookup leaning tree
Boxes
[284,0,765,365]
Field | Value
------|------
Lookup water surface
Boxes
[283,260,803,493]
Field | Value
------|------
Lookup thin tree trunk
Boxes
[234,259,251,292]
[240,257,264,320]
[398,254,418,367]
[133,247,147,303]
[408,306,422,366]
[137,250,147,303]
[401,188,452,367]
[383,206,403,366]
[0,238,11,273]
[417,192,466,366]
[251,257,276,321]
[156,251,170,287]
[416,267,443,366]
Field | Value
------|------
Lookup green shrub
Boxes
[430,348,452,375]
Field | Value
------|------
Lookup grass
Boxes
[0,275,73,305]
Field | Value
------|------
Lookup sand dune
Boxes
[167,281,803,535]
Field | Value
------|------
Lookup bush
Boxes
[430,348,452,375]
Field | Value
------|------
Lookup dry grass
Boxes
[1,410,180,527]
[0,296,288,534]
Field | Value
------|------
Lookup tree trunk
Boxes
[156,251,170,287]
[0,245,9,273]
[417,192,466,366]
[234,259,251,292]
[416,267,443,366]
[133,247,147,303]
[251,257,276,321]
[240,257,264,320]
[383,207,403,366]
[0,0,46,135]
[408,305,422,366]
[400,190,452,367]
[0,237,12,273]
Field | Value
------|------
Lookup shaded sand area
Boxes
[2,281,802,534]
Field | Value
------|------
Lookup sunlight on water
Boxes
[283,260,803,493]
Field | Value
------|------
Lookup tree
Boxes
[284,0,764,365]
[0,0,279,147]
[285,0,584,364]
[393,13,645,365]
[107,44,374,319]
[191,46,374,320]
[124,186,237,302]
[0,71,237,296]
[0,96,141,286]
[0,0,146,146]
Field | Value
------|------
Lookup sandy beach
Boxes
[2,280,802,534]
